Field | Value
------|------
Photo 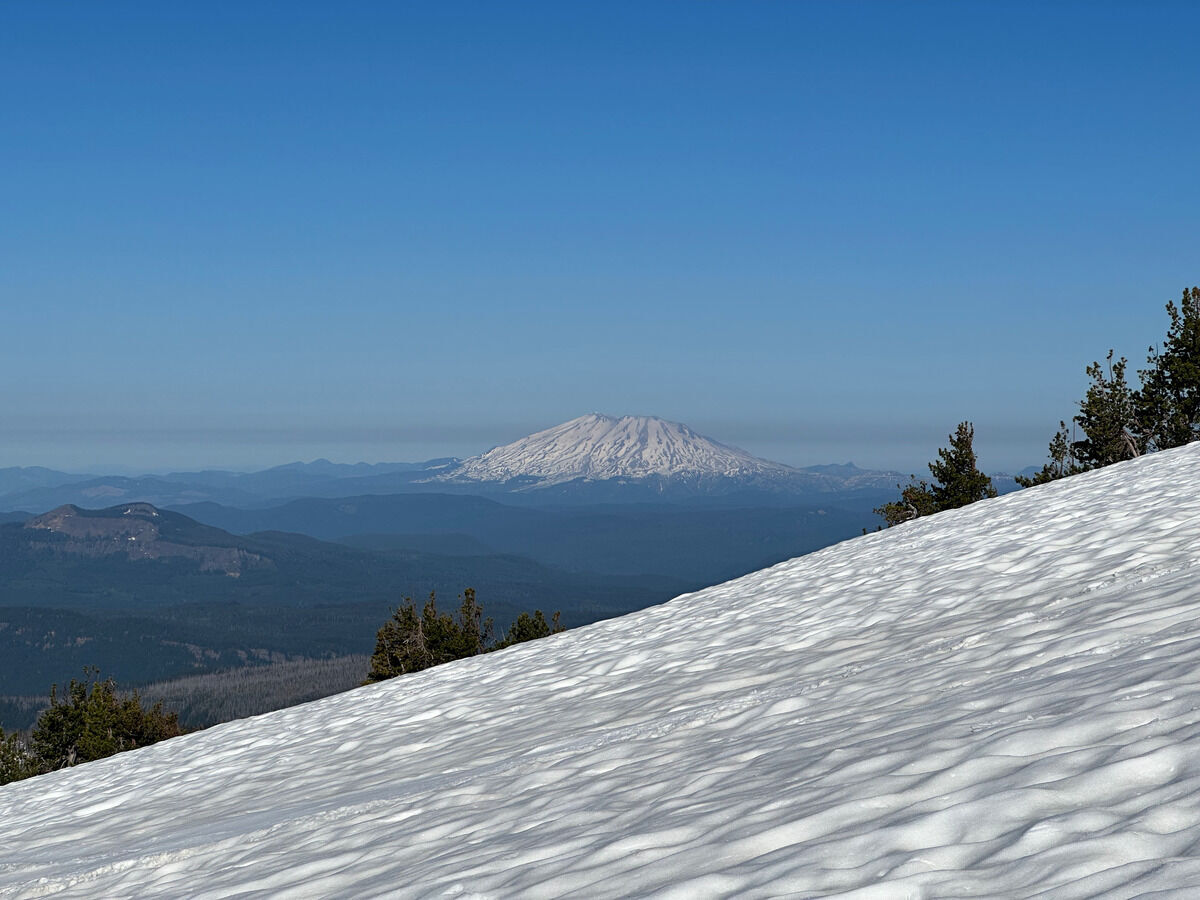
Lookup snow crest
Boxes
[7,447,1200,896]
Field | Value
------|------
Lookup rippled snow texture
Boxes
[6,447,1200,897]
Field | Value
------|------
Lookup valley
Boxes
[0,416,895,731]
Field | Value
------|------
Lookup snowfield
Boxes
[7,447,1200,897]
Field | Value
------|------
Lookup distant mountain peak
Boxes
[27,502,162,532]
[444,414,800,487]
[23,502,265,576]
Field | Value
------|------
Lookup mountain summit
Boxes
[444,413,801,489]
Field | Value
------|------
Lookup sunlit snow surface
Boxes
[6,448,1200,897]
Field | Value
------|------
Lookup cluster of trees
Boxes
[0,669,184,786]
[364,589,564,684]
[2,591,570,784]
[877,286,1200,526]
[1020,287,1200,485]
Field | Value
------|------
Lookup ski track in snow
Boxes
[7,448,1200,895]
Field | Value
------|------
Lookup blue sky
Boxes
[2,1,1197,474]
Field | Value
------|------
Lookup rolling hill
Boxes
[0,503,689,702]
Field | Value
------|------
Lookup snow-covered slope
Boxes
[443,413,805,486]
[8,447,1200,896]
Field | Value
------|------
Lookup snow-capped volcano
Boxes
[443,413,802,488]
[10,446,1200,895]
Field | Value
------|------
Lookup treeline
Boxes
[0,696,46,734]
[877,286,1200,526]
[1018,286,1200,483]
[138,655,372,728]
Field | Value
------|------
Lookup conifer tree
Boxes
[492,610,565,651]
[365,602,430,682]
[1073,350,1142,468]
[1015,421,1085,487]
[0,727,36,786]
[27,669,182,774]
[1137,286,1200,450]
[364,590,494,684]
[928,422,998,510]
[364,590,565,683]
[874,477,938,526]
[1021,286,1200,486]
[875,422,995,526]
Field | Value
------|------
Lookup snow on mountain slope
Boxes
[443,413,805,486]
[8,447,1200,896]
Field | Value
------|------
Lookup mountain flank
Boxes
[7,445,1200,895]
[433,413,903,501]
[446,413,800,484]
[26,503,268,576]
[0,415,907,511]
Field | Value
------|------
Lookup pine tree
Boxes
[875,422,995,526]
[0,727,36,785]
[1021,350,1141,487]
[1073,350,1142,468]
[1020,285,1200,486]
[453,588,492,661]
[874,477,938,526]
[27,669,183,773]
[364,602,430,683]
[364,589,494,684]
[492,610,565,651]
[365,590,566,683]
[928,422,998,510]
[1015,421,1085,487]
[1137,286,1200,450]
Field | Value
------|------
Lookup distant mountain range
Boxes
[0,461,460,513]
[0,491,871,703]
[433,414,906,502]
[0,415,909,512]
[0,501,687,698]
[0,415,1024,710]
[0,502,680,615]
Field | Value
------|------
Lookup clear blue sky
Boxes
[2,1,1197,474]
